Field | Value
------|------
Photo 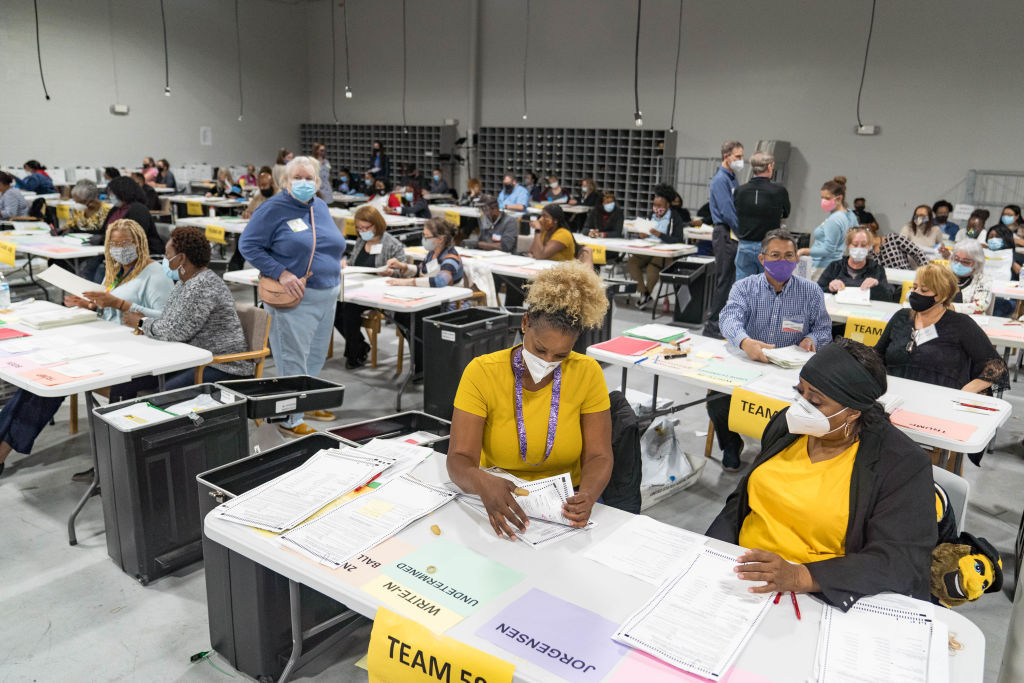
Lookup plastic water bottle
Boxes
[0,272,10,310]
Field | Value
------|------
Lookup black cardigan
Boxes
[583,205,624,238]
[98,202,164,255]
[817,256,893,301]
[706,408,935,612]
[653,206,690,244]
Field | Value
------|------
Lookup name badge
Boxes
[369,244,383,255]
[491,233,502,242]
[781,317,805,334]
[914,324,938,346]
[287,218,309,232]
[426,260,441,276]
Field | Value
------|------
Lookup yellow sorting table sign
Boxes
[0,241,16,266]
[844,316,885,346]
[56,204,71,220]
[368,607,514,683]
[589,244,606,265]
[186,200,203,216]
[728,387,790,439]
[344,217,356,237]
[444,210,462,227]
[204,224,227,245]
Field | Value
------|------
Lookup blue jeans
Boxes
[734,239,764,282]
[266,284,341,426]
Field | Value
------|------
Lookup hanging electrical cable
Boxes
[342,1,352,99]
[522,0,530,120]
[159,0,171,95]
[632,0,642,126]
[401,0,408,133]
[234,0,244,121]
[855,0,878,127]
[330,0,339,122]
[33,0,51,100]
[668,0,683,133]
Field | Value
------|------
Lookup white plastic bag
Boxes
[640,417,694,487]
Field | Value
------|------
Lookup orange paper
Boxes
[889,409,978,442]
[18,366,99,386]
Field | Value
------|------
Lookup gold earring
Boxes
[843,421,851,438]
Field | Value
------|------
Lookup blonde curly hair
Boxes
[103,219,150,288]
[524,261,608,333]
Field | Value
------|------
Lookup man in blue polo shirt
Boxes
[497,173,530,211]
[708,229,832,470]
[703,140,743,339]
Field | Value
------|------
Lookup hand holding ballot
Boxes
[473,470,530,540]
[739,338,774,363]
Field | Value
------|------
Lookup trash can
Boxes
[91,383,249,584]
[198,433,360,682]
[573,278,637,353]
[327,410,452,453]
[659,257,713,326]
[214,375,345,420]
[482,305,527,346]
[422,307,510,420]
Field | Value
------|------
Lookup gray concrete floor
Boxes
[0,284,1020,682]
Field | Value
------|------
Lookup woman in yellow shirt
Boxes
[528,204,576,262]
[448,261,613,540]
[707,338,935,611]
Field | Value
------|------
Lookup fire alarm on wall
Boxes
[855,124,879,135]
[109,104,130,116]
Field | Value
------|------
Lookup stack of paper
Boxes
[815,594,935,683]
[623,323,689,343]
[20,306,98,329]
[582,515,706,584]
[762,345,814,369]
[279,475,456,568]
[490,255,536,267]
[613,547,774,681]
[457,498,590,549]
[591,335,660,356]
[102,402,178,430]
[165,393,225,415]
[386,430,442,445]
[877,392,904,414]
[36,265,102,297]
[356,438,433,484]
[834,287,872,306]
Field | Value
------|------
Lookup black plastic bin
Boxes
[422,308,510,420]
[197,433,356,682]
[573,278,637,353]
[482,305,527,346]
[91,383,248,584]
[659,258,714,326]
[327,410,452,453]
[214,375,344,419]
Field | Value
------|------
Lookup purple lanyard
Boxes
[512,346,561,466]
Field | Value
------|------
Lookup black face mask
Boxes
[503,183,513,193]
[908,291,936,312]
[260,187,274,198]
[935,214,949,223]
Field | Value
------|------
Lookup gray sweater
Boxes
[350,231,406,267]
[141,269,254,376]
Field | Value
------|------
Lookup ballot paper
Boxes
[623,323,690,343]
[457,496,594,548]
[377,286,436,301]
[36,264,103,297]
[762,345,814,369]
[815,594,934,683]
[833,287,872,306]
[342,265,389,275]
[215,448,396,533]
[582,515,706,585]
[102,402,178,431]
[24,343,105,366]
[20,306,99,329]
[165,393,224,415]
[613,546,774,681]
[356,437,433,484]
[742,371,800,402]
[464,469,579,526]
[386,430,443,445]
[489,255,537,267]
[280,475,456,568]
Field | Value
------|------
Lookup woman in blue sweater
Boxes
[14,160,55,195]
[798,176,857,274]
[239,156,346,437]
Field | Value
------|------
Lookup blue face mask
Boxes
[432,174,440,181]
[1002,215,1016,226]
[290,179,316,203]
[109,196,121,207]
[358,229,376,241]
[405,191,414,202]
[603,202,615,212]
[987,238,1004,251]
[161,255,180,281]
[951,262,972,277]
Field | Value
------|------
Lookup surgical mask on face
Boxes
[951,262,972,277]
[786,395,849,437]
[549,182,559,189]
[914,215,927,226]
[432,174,441,181]
[422,237,437,251]
[821,198,836,212]
[364,178,372,185]
[161,256,180,281]
[582,186,590,194]
[762,258,798,283]
[521,344,561,384]
[849,246,870,261]
[603,202,615,212]
[987,238,1004,251]
[503,183,513,193]
[1002,215,1016,226]
[652,208,667,219]
[404,191,414,202]
[110,245,138,265]
[358,229,376,241]
[290,179,316,202]
[110,196,122,207]
[730,159,744,173]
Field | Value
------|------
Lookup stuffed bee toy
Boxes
[931,482,1003,608]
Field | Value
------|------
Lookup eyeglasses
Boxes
[109,242,133,249]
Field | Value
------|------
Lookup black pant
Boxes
[334,302,371,361]
[703,223,737,338]
[706,391,743,455]
[393,312,423,373]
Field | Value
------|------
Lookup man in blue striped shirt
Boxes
[703,140,743,339]
[708,229,833,470]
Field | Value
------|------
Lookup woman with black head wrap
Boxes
[707,337,935,612]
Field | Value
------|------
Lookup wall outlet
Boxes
[855,124,879,135]
[109,104,130,116]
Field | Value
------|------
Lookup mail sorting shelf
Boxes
[198,433,364,683]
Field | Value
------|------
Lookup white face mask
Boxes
[849,246,870,261]
[730,159,745,173]
[521,345,561,384]
[549,182,559,189]
[785,395,848,437]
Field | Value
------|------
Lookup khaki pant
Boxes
[627,255,669,296]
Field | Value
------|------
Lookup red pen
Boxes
[790,591,801,620]
[354,471,383,492]
[954,401,998,411]
[773,592,782,605]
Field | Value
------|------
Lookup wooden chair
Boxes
[360,309,405,370]
[193,304,271,383]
